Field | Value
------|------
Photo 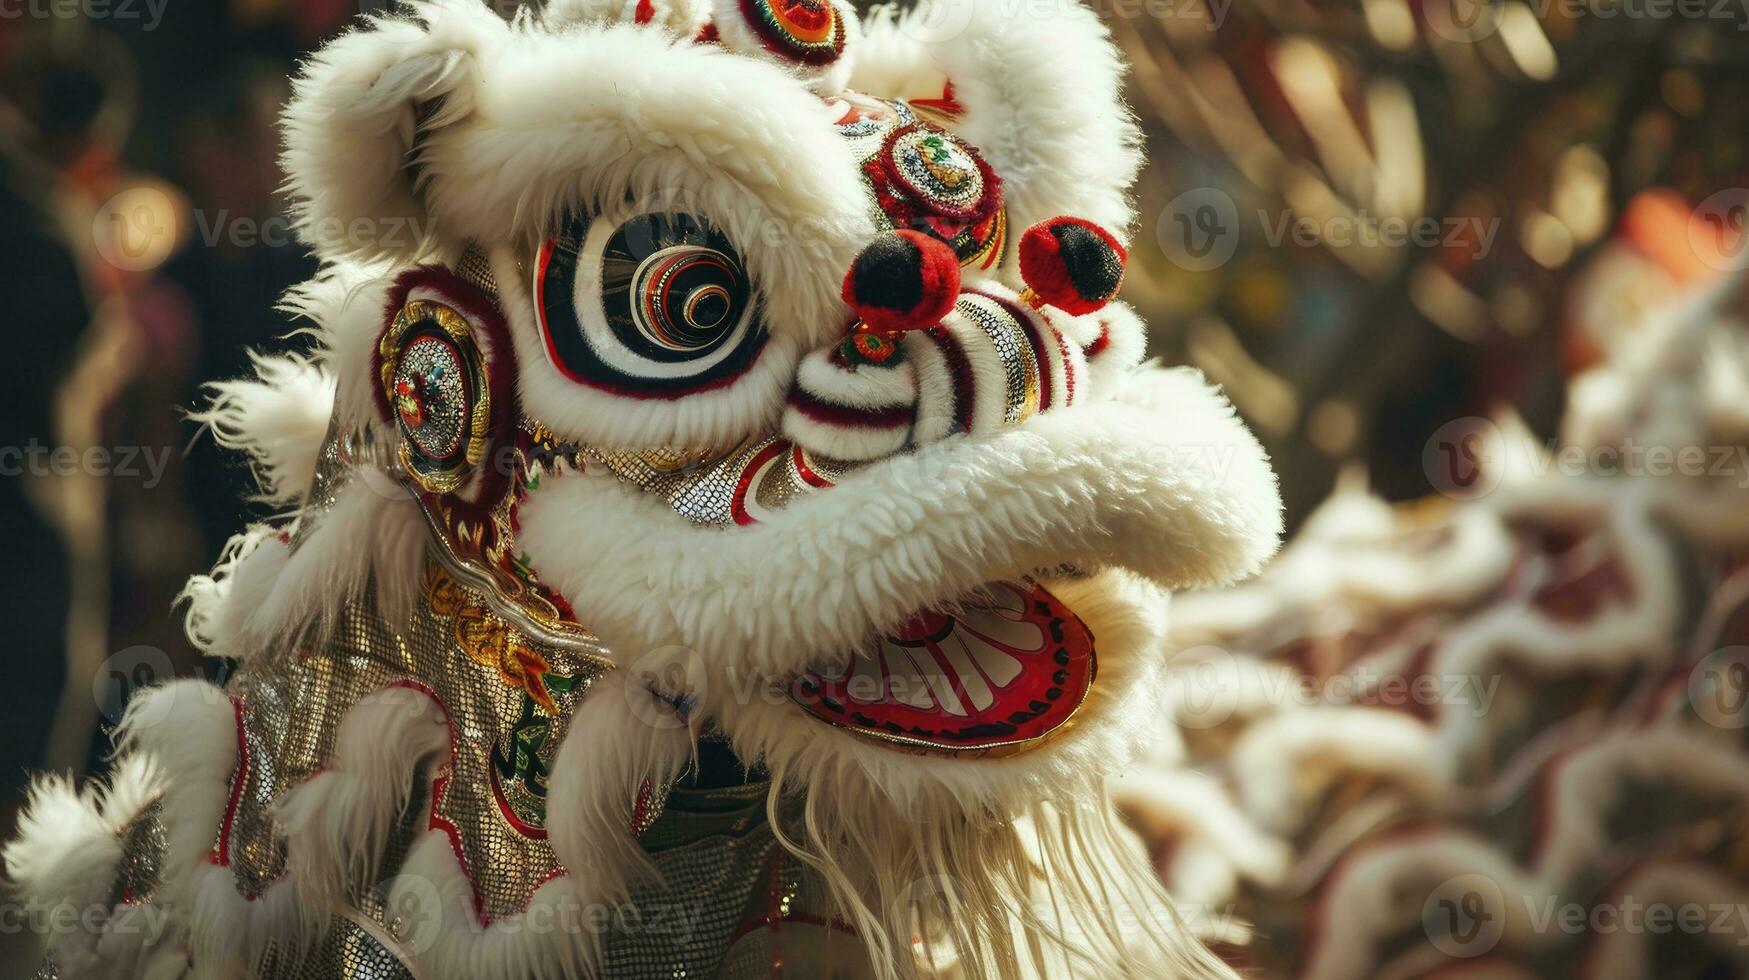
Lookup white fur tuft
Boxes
[189,352,336,510]
[277,685,452,914]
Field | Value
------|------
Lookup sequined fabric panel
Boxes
[112,800,166,906]
[223,563,611,918]
[271,913,417,980]
[955,293,1040,425]
[605,781,872,979]
[582,437,852,527]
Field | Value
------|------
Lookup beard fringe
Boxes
[761,758,1237,980]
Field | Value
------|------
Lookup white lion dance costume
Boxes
[6,1,1281,977]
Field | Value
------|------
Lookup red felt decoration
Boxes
[1018,217,1128,315]
[841,229,962,334]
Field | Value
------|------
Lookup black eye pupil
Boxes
[686,286,731,329]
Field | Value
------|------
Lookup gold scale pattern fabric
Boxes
[215,561,859,977]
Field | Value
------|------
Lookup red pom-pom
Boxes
[842,230,962,334]
[1018,217,1127,315]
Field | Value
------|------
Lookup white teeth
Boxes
[913,647,967,717]
[851,652,886,701]
[882,644,936,710]
[940,634,995,712]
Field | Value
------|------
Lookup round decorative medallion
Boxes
[888,126,986,217]
[857,114,1006,269]
[379,299,492,494]
[790,581,1096,755]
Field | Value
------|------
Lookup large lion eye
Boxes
[534,210,767,395]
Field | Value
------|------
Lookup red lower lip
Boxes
[790,581,1096,754]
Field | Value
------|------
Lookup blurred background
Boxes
[2,0,1748,974]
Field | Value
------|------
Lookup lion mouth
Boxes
[789,580,1096,755]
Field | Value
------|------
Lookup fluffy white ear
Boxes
[280,0,508,263]
[852,0,1143,236]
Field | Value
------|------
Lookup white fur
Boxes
[544,669,695,915]
[716,569,1167,817]
[701,573,1235,978]
[1071,299,1147,396]
[519,367,1282,677]
[854,1,1143,248]
[783,346,918,460]
[280,262,394,434]
[387,831,594,980]
[110,681,240,952]
[543,0,709,36]
[189,353,336,509]
[283,2,874,347]
[181,477,426,663]
[794,343,918,407]
[2,755,167,974]
[276,685,452,914]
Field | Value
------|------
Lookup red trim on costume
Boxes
[214,696,250,871]
[909,82,965,119]
[1084,322,1112,360]
[791,444,835,489]
[787,387,914,429]
[731,440,789,526]
[924,325,976,434]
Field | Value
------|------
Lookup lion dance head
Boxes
[6,2,1281,977]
